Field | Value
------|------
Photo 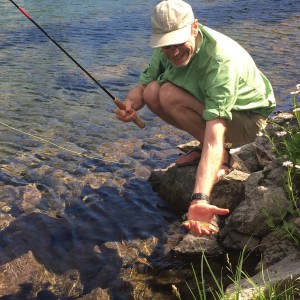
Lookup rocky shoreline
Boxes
[149,111,300,298]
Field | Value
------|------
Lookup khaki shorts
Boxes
[225,111,267,146]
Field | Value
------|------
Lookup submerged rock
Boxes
[19,183,42,212]
[0,251,84,298]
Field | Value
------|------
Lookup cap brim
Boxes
[150,25,191,48]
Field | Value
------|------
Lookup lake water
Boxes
[0,0,299,298]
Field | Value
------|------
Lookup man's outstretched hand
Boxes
[182,200,229,236]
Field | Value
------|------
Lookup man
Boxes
[115,0,276,236]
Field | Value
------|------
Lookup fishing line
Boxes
[0,120,83,157]
[0,119,117,163]
[0,87,177,166]
[0,119,175,167]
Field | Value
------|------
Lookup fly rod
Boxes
[8,0,145,129]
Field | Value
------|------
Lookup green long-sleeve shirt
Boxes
[140,24,276,121]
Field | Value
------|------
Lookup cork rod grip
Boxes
[114,98,145,129]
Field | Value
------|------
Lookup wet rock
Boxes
[0,251,84,298]
[0,185,21,214]
[149,164,196,212]
[78,287,110,299]
[19,183,42,212]
[162,220,222,256]
[174,234,222,256]
[162,220,187,256]
[0,213,15,230]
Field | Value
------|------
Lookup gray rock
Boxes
[174,234,222,256]
[259,228,298,267]
[211,170,249,211]
[221,230,259,251]
[226,253,300,299]
[225,184,289,237]
[149,164,196,212]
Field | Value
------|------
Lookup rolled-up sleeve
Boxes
[203,57,239,121]
[139,49,166,85]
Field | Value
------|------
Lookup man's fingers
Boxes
[213,207,230,216]
[191,227,210,236]
[115,108,136,122]
[191,225,214,236]
[182,220,218,235]
[182,220,192,230]
[194,222,212,235]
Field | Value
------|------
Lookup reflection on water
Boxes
[0,0,299,298]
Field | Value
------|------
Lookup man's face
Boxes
[161,39,195,67]
[161,23,198,68]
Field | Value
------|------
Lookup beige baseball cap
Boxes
[150,0,195,48]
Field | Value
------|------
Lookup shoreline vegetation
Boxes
[171,84,300,299]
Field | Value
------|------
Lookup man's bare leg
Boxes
[143,81,235,173]
[143,81,206,141]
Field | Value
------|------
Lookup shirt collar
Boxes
[194,29,203,54]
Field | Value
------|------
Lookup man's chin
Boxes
[171,57,191,68]
[172,62,189,68]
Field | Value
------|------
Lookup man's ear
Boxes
[192,19,199,36]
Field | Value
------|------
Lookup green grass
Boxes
[172,247,300,299]
[264,85,300,246]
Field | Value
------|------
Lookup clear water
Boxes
[0,0,299,298]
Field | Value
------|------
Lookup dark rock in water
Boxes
[149,164,196,212]
[19,183,42,212]
[161,220,222,257]
[78,288,110,299]
[0,251,84,298]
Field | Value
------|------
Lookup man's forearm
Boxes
[192,119,226,197]
[126,85,146,111]
[193,142,223,197]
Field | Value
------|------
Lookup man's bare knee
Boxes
[160,82,204,114]
[158,82,183,109]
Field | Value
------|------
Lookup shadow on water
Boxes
[0,211,128,298]
[0,142,179,299]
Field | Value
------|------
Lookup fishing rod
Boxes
[8,0,145,129]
